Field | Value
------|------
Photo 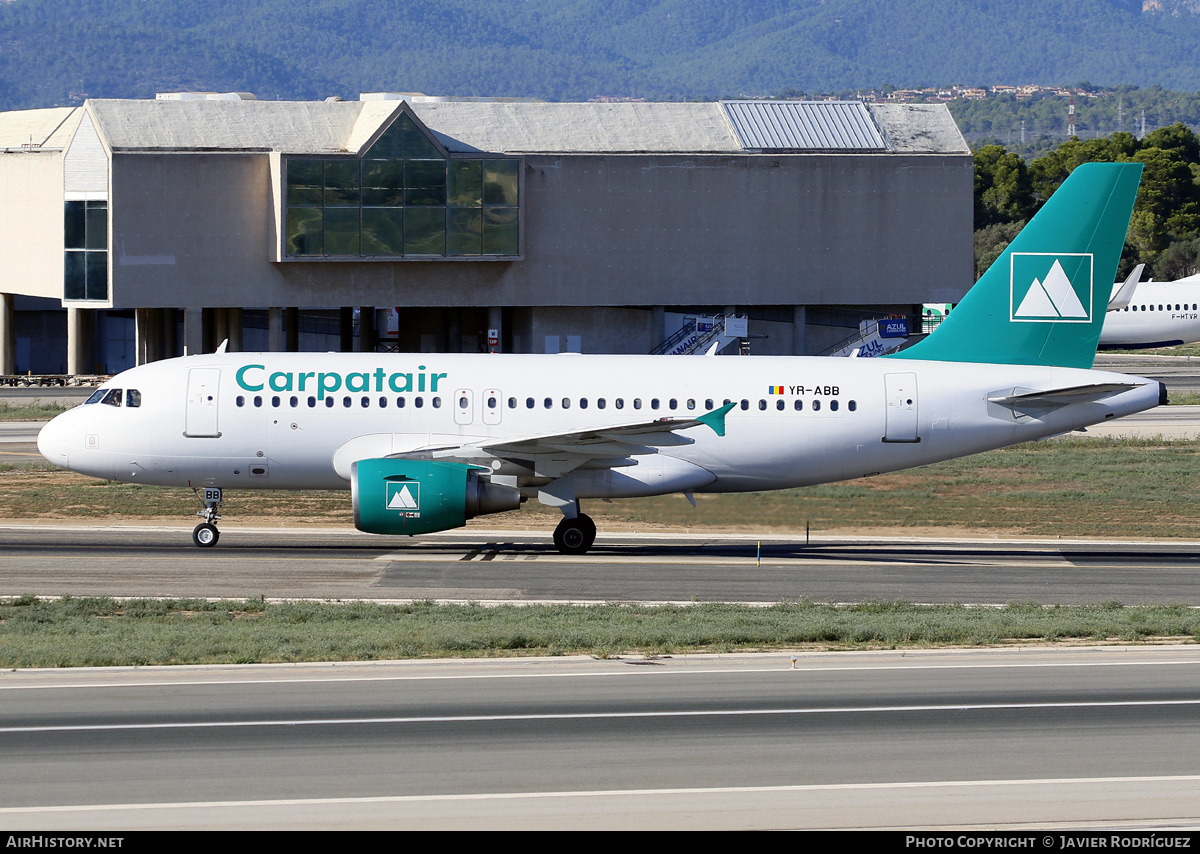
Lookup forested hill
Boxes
[4,0,1200,111]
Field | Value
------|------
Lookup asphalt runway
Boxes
[2,647,1198,830]
[3,524,1199,604]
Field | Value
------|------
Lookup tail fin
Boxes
[890,162,1142,368]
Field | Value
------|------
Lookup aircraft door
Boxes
[883,372,919,443]
[185,368,222,438]
[482,388,502,425]
[454,388,474,425]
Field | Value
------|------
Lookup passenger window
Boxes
[101,389,122,407]
[525,397,534,409]
[544,397,552,409]
[830,399,839,411]
[687,399,696,410]
[342,396,351,408]
[705,399,714,410]
[432,397,441,408]
[580,398,588,409]
[776,399,784,411]
[740,400,748,410]
[126,389,141,408]
[616,399,624,409]
[651,398,660,410]
[598,398,606,409]
[379,396,387,408]
[812,400,821,411]
[254,396,263,408]
[562,398,571,409]
[236,395,245,407]
[848,400,857,411]
[633,399,642,410]
[507,397,516,409]
[325,397,334,408]
[794,400,803,411]
[308,396,316,407]
[669,399,677,410]
[272,396,281,407]
[360,397,369,408]
[758,400,766,410]
[290,396,298,407]
[415,397,424,408]
[396,397,406,408]
[459,395,469,408]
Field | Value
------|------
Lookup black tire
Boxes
[553,515,594,555]
[193,522,219,548]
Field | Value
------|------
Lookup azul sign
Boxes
[1010,253,1094,323]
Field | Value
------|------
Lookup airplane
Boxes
[37,162,1164,553]
[1100,269,1200,349]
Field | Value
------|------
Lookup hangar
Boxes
[0,94,972,375]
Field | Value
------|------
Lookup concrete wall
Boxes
[0,150,64,300]
[104,151,973,312]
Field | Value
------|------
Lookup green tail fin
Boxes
[889,162,1142,369]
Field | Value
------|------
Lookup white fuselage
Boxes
[37,352,1162,500]
[1101,275,1200,349]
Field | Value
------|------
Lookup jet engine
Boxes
[351,458,521,536]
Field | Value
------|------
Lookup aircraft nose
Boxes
[37,415,70,468]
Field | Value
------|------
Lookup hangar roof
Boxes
[0,107,81,151]
[14,98,969,157]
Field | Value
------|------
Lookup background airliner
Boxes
[1101,271,1200,349]
[38,163,1163,553]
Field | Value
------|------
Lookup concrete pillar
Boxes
[67,307,95,375]
[228,307,243,353]
[183,307,204,356]
[162,308,178,359]
[135,307,161,365]
[339,307,354,352]
[285,307,299,352]
[359,306,378,353]
[213,308,229,351]
[487,306,502,353]
[268,307,284,352]
[792,305,807,356]
[650,306,665,351]
[0,293,15,375]
[446,308,462,353]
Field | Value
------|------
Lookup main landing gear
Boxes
[192,487,223,548]
[553,513,596,555]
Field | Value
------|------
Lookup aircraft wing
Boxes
[988,382,1146,407]
[408,402,737,479]
[1107,264,1144,312]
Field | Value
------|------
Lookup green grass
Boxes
[1,597,1195,666]
[6,436,1200,538]
[0,400,71,421]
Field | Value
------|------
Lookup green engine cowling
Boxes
[351,458,521,536]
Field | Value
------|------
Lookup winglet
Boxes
[696,401,736,437]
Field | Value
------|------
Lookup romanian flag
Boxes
[768,385,784,395]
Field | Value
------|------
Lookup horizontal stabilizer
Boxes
[988,382,1145,408]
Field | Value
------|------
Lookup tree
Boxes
[973,145,1034,228]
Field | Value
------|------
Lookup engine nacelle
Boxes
[351,458,521,536]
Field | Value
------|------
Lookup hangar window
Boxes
[285,113,520,260]
[64,200,108,301]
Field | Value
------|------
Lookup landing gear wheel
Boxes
[553,514,596,555]
[193,522,219,548]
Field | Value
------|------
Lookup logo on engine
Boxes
[1010,253,1093,323]
[386,481,420,512]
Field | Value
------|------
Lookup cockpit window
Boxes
[125,389,141,408]
[100,389,122,407]
[84,389,105,404]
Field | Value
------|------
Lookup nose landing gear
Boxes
[192,487,223,547]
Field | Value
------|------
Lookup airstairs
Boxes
[651,314,748,355]
[819,316,910,358]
